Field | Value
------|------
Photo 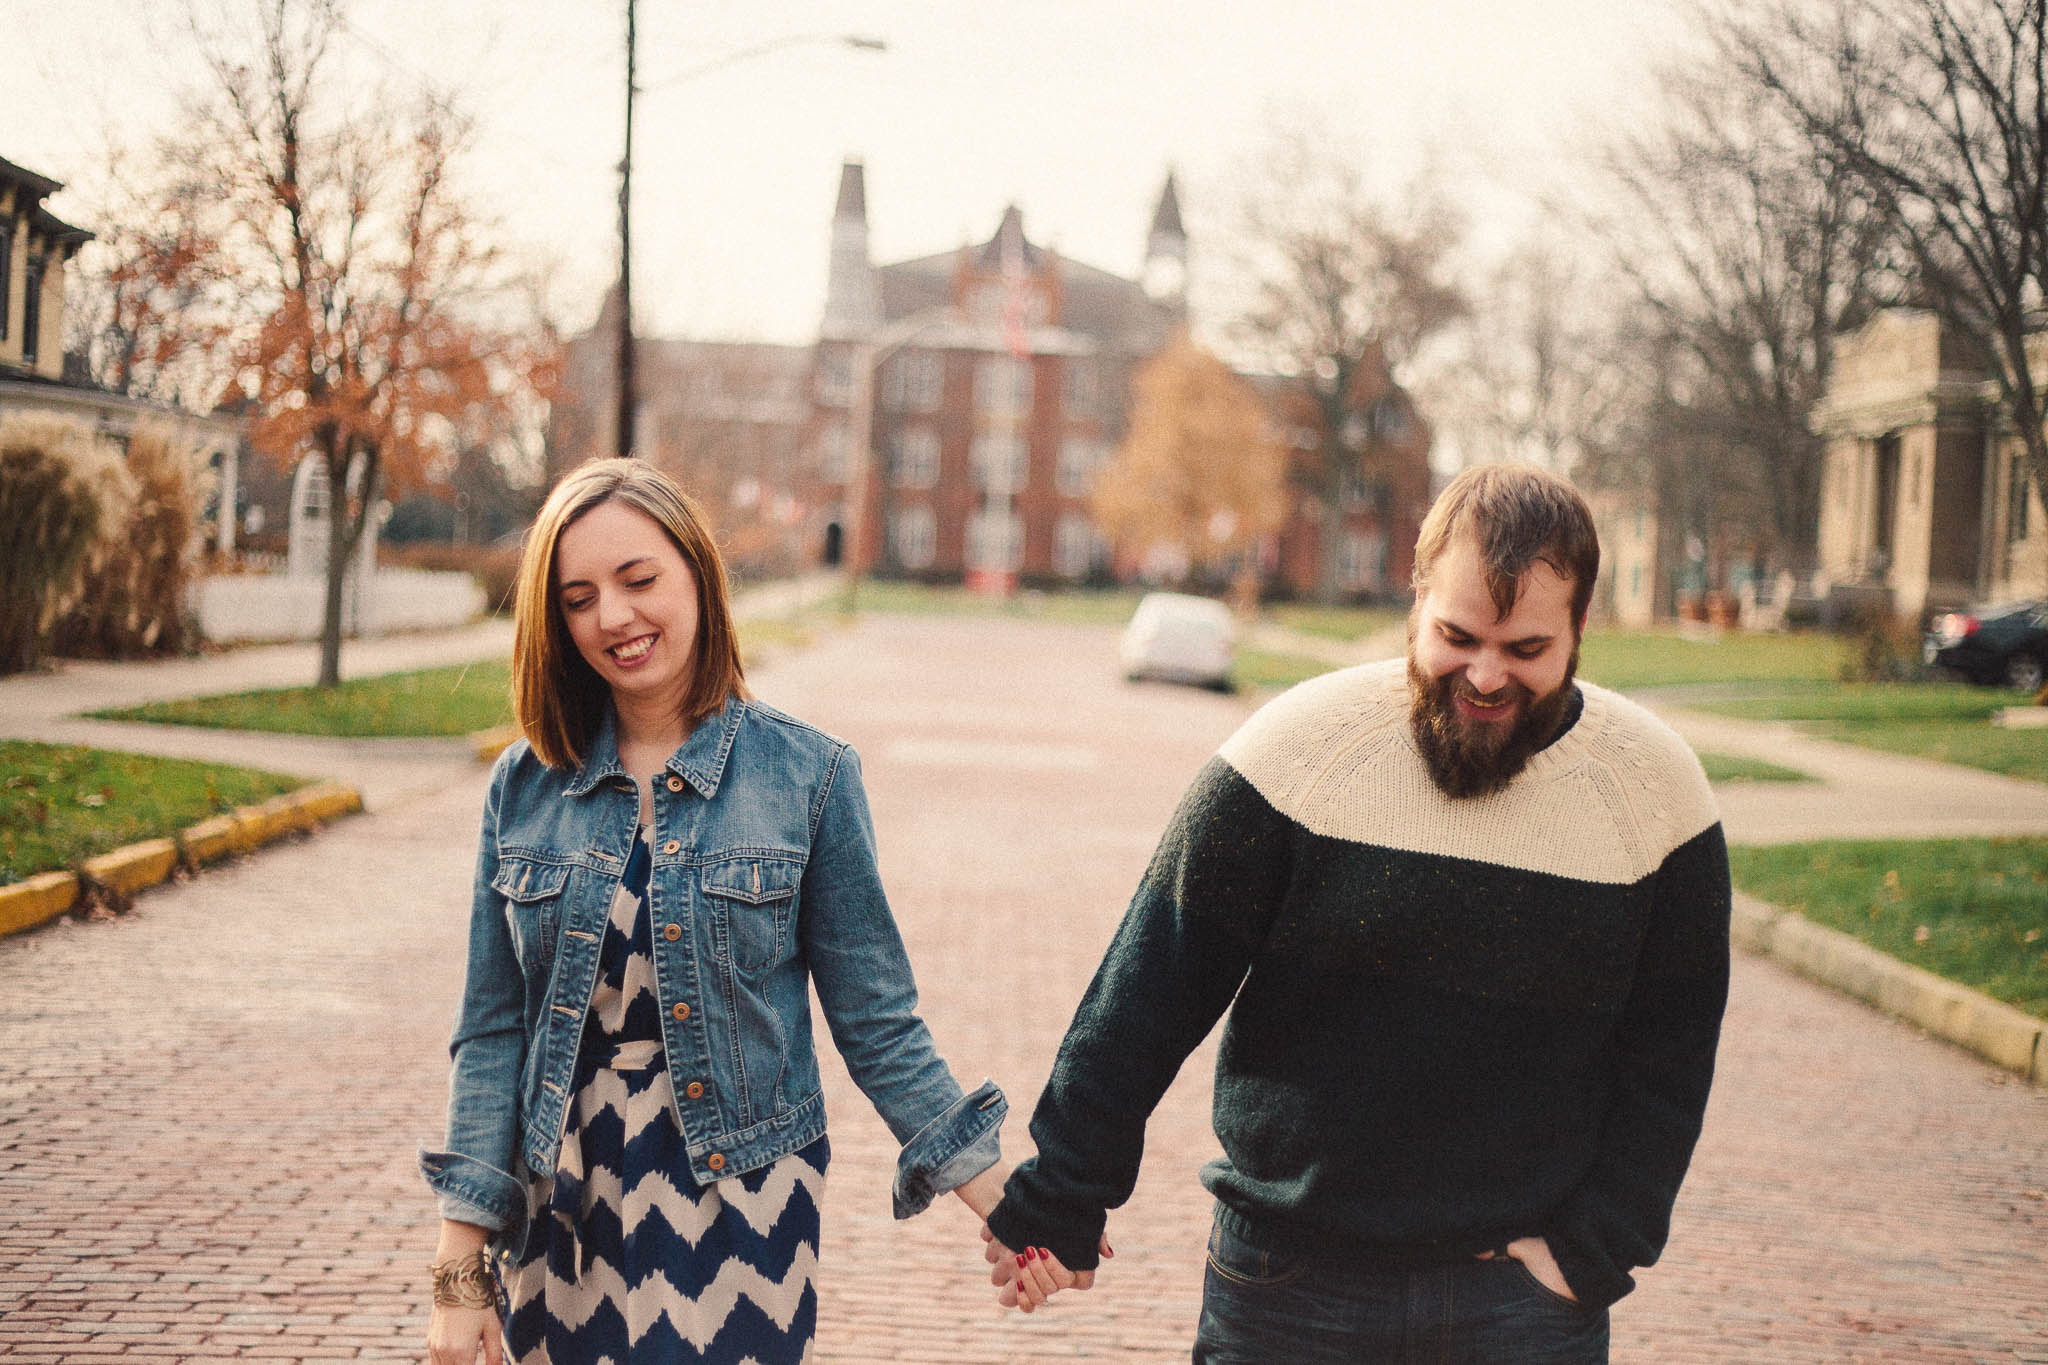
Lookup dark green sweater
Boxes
[986,662,1730,1311]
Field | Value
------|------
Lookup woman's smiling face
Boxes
[554,498,701,713]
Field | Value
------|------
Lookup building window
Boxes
[816,422,851,481]
[884,351,943,412]
[1053,513,1099,579]
[891,427,940,489]
[1056,436,1106,497]
[967,507,1024,572]
[2012,453,2032,543]
[0,219,12,340]
[891,505,936,570]
[1339,529,1385,592]
[971,432,1028,494]
[815,347,854,405]
[1340,470,1387,512]
[975,356,1033,418]
[1062,360,1098,418]
[22,253,45,365]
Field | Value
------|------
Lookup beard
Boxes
[1407,646,1578,800]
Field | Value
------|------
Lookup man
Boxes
[984,464,1730,1361]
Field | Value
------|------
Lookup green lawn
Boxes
[1232,647,1339,693]
[1730,836,2048,1018]
[1578,628,1846,691]
[1266,603,1408,642]
[1692,680,2048,784]
[0,741,302,885]
[96,659,517,737]
[1697,751,1812,784]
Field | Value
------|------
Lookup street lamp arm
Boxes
[642,32,887,92]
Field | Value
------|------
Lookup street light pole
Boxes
[615,26,883,464]
[616,0,638,459]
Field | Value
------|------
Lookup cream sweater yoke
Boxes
[1218,659,1722,887]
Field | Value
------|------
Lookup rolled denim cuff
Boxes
[891,1079,1006,1219]
[419,1146,523,1234]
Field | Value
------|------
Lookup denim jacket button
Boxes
[663,839,681,855]
[666,775,684,792]
[663,923,682,941]
[672,1001,691,1021]
[685,1081,705,1099]
[707,1153,725,1172]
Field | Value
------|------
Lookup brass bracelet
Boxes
[431,1248,503,1312]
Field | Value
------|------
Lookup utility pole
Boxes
[616,0,638,459]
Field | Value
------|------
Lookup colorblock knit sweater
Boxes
[986,660,1730,1312]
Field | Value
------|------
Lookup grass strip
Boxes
[848,579,1143,625]
[1694,681,2048,784]
[1233,648,1337,693]
[1697,752,1812,784]
[0,740,302,885]
[89,620,819,740]
[1578,628,1846,691]
[1266,603,1408,642]
[1729,836,2048,1018]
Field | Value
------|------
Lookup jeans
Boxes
[1193,1212,1610,1364]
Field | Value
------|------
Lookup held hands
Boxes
[981,1223,1112,1312]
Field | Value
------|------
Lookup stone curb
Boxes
[1732,893,2046,1085]
[0,781,364,941]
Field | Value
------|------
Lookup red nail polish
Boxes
[1016,1252,1027,1267]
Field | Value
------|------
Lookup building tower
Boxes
[1141,170,1187,311]
[820,160,881,339]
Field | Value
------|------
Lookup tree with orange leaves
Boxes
[1092,332,1285,596]
[176,0,553,686]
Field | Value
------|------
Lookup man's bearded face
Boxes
[1406,534,1581,799]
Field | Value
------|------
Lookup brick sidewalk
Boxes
[1,614,2043,1361]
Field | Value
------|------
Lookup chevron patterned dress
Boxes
[504,825,829,1364]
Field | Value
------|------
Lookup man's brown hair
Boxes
[511,458,748,770]
[1411,463,1600,629]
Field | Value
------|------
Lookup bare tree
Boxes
[177,0,544,686]
[1584,55,1893,576]
[1720,0,2048,539]
[1225,120,1467,600]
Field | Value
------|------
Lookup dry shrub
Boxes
[380,540,525,615]
[48,421,209,659]
[0,412,131,674]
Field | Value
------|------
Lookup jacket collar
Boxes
[562,695,745,800]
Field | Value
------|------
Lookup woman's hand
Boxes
[983,1224,1113,1312]
[950,1161,1009,1222]
[427,1220,503,1364]
[427,1304,504,1365]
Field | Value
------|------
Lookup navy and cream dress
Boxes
[503,824,830,1364]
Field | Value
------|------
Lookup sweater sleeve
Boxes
[1546,821,1731,1310]
[985,756,1295,1271]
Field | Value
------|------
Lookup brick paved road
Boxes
[2,614,2044,1362]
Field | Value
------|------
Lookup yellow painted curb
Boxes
[1,781,365,942]
[81,838,180,898]
[472,724,520,764]
[0,872,80,937]
[181,814,238,867]
[1733,894,2045,1085]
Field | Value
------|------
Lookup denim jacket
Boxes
[420,694,1005,1253]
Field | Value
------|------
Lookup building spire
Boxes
[1143,170,1188,309]
[822,159,880,338]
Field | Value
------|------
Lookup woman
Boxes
[421,458,1011,1364]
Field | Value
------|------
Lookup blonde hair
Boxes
[511,459,747,770]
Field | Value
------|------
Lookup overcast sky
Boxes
[14,0,1690,346]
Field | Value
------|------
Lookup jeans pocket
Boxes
[1205,1219,1309,1290]
[1504,1256,1589,1313]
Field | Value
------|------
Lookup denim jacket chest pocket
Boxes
[492,855,572,978]
[701,854,804,971]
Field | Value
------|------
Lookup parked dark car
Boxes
[1924,599,2048,690]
